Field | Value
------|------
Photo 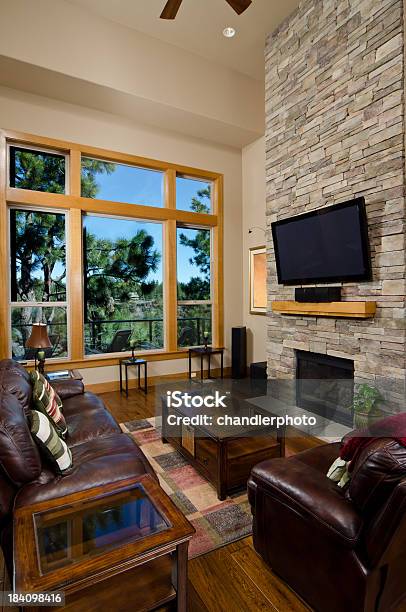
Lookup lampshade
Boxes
[26,323,52,349]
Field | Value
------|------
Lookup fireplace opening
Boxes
[296,351,354,427]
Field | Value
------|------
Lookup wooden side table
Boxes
[13,475,195,612]
[119,358,148,395]
[188,347,224,380]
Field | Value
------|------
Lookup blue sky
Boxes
[85,164,212,284]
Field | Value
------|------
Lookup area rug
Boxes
[120,417,252,559]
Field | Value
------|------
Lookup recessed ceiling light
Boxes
[223,27,236,38]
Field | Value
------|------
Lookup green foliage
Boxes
[353,384,383,415]
[85,229,161,321]
[178,186,211,301]
[178,277,210,301]
[13,149,66,193]
[13,210,66,302]
[189,187,211,214]
[177,303,211,347]
[12,148,115,199]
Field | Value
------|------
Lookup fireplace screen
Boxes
[296,351,354,426]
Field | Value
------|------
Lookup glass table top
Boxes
[34,484,169,575]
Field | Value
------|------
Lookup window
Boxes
[176,175,212,213]
[1,131,223,365]
[81,158,164,206]
[9,209,68,361]
[83,215,164,355]
[177,226,212,347]
[9,146,67,193]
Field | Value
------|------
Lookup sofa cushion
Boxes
[348,438,406,517]
[30,371,67,438]
[250,454,363,547]
[0,361,33,417]
[66,407,121,447]
[0,392,42,486]
[14,433,157,509]
[62,392,120,446]
[30,410,72,474]
[50,378,84,401]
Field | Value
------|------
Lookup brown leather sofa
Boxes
[0,359,157,577]
[248,437,406,612]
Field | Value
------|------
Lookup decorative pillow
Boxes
[30,410,72,474]
[327,457,350,488]
[30,371,67,438]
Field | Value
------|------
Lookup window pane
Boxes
[176,176,212,213]
[84,215,163,355]
[81,157,163,206]
[177,227,211,301]
[11,306,68,361]
[10,209,66,303]
[9,146,66,193]
[177,304,212,348]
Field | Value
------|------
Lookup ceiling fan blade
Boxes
[160,0,183,19]
[225,0,252,15]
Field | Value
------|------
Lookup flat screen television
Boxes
[271,198,371,285]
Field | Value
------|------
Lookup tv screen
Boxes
[271,198,371,285]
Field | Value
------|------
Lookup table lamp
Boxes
[26,323,51,373]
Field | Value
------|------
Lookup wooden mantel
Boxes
[271,301,376,318]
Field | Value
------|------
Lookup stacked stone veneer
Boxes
[265,0,406,399]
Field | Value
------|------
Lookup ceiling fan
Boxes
[160,0,252,20]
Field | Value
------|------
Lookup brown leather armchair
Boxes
[0,359,157,578]
[248,438,406,612]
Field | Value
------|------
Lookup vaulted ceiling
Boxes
[68,0,300,80]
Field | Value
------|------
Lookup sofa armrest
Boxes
[50,379,84,400]
[249,456,363,548]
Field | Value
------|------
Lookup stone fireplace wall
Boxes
[265,0,406,399]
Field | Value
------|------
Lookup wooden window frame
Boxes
[0,129,224,370]
[8,205,70,361]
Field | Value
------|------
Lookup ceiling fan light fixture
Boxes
[223,26,236,38]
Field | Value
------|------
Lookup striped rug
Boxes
[121,417,253,559]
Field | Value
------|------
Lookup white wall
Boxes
[242,136,267,365]
[0,85,244,385]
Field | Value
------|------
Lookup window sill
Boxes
[43,350,191,371]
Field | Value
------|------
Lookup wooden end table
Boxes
[13,475,195,612]
[119,358,148,395]
[188,347,224,380]
[45,369,83,383]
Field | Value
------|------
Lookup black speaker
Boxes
[295,287,342,303]
[232,326,247,379]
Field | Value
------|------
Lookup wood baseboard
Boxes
[86,367,232,394]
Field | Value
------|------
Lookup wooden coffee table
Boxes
[13,475,195,611]
[162,396,285,500]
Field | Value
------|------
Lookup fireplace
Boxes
[296,351,354,426]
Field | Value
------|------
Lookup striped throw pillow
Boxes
[30,371,68,438]
[30,410,72,474]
